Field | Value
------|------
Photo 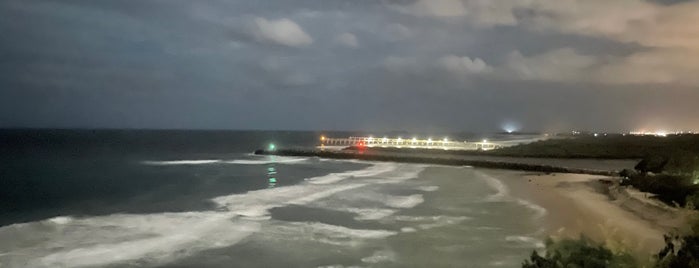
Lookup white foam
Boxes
[0,161,426,267]
[393,215,470,230]
[479,173,509,201]
[476,226,502,231]
[400,227,417,233]
[142,160,221,165]
[505,235,545,248]
[307,162,398,184]
[47,216,73,225]
[142,156,308,166]
[257,221,397,249]
[476,172,548,220]
[417,216,471,230]
[223,156,308,165]
[346,208,397,221]
[213,183,368,218]
[415,185,439,192]
[214,162,426,218]
[361,250,396,264]
[385,194,424,208]
[516,199,548,219]
[2,212,261,268]
[298,222,397,239]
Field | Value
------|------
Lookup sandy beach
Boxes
[511,172,689,256]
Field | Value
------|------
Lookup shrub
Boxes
[522,237,637,268]
[656,224,699,268]
[625,174,698,206]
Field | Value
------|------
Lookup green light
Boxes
[269,178,277,183]
[268,143,276,150]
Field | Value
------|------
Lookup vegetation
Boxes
[621,173,699,207]
[655,233,699,268]
[350,134,699,160]
[521,237,637,268]
[493,134,699,159]
[517,136,699,267]
[620,150,699,207]
[522,232,699,268]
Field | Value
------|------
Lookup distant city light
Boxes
[320,136,326,141]
[483,139,487,143]
[412,137,417,143]
[443,138,448,142]
[502,122,520,134]
[629,130,676,137]
[268,143,276,150]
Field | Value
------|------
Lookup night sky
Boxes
[1,0,698,133]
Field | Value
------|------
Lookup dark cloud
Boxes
[1,0,698,132]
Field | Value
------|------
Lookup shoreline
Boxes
[510,172,691,257]
[262,148,687,257]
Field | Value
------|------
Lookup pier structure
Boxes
[320,136,500,151]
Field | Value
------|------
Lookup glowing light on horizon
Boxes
[502,122,520,134]
[629,130,674,137]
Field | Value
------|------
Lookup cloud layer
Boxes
[1,0,698,131]
[250,17,313,47]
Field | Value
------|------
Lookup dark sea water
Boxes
[0,130,546,267]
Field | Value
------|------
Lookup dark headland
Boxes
[253,148,619,176]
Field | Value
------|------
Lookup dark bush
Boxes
[635,155,669,173]
[656,224,699,268]
[522,237,637,268]
[626,174,698,206]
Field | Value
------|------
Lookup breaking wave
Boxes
[479,173,509,201]
[505,235,545,248]
[516,199,548,218]
[142,156,308,166]
[0,161,428,267]
[306,162,397,184]
[141,159,221,165]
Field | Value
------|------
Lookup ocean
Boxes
[0,130,548,267]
